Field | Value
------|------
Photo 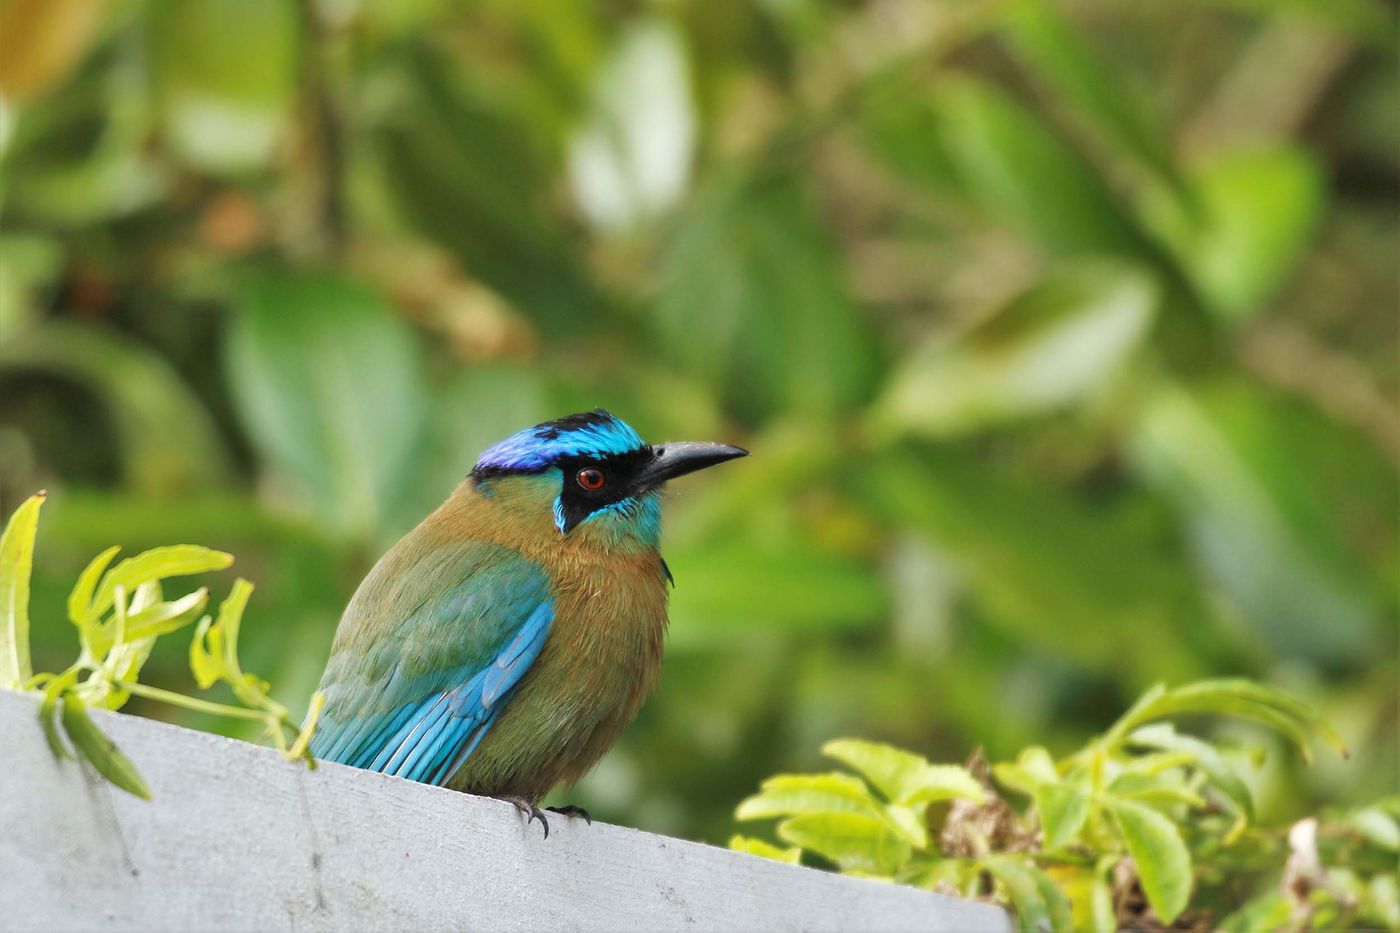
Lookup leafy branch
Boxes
[732,681,1395,931]
[1,492,323,799]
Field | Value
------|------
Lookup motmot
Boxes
[309,410,746,834]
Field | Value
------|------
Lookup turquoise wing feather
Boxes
[310,541,553,786]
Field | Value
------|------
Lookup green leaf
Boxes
[1109,798,1192,924]
[1168,680,1343,752]
[864,452,1221,678]
[1036,781,1090,850]
[657,172,879,420]
[0,491,43,689]
[114,588,210,646]
[1119,750,1198,777]
[0,322,232,495]
[821,739,930,803]
[1129,722,1254,839]
[882,804,930,849]
[1219,892,1293,933]
[39,671,80,760]
[1131,382,1383,669]
[1002,0,1185,196]
[980,857,1050,933]
[727,834,802,865]
[901,765,986,806]
[994,745,1061,797]
[1105,677,1345,762]
[147,0,299,173]
[934,75,1151,257]
[226,270,427,542]
[68,545,119,628]
[0,69,166,225]
[1032,864,1076,933]
[189,614,223,689]
[60,694,152,800]
[1141,148,1323,321]
[101,640,157,708]
[874,261,1156,437]
[1348,806,1400,852]
[1108,773,1206,810]
[86,546,231,627]
[735,772,881,820]
[816,741,983,819]
[858,82,961,198]
[776,811,912,875]
[1088,857,1117,933]
[189,578,255,692]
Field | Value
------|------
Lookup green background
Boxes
[1,0,1394,845]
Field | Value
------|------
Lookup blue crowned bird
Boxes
[309,410,746,834]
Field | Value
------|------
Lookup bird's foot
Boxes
[497,795,550,838]
[546,804,592,825]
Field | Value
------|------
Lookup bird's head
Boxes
[469,409,747,548]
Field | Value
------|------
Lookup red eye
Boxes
[577,468,606,491]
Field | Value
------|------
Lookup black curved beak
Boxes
[637,442,748,490]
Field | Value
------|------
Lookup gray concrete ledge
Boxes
[0,689,1008,932]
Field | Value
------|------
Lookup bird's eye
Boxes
[576,468,606,491]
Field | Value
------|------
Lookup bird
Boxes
[308,409,746,835]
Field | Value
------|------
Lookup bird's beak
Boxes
[637,442,748,490]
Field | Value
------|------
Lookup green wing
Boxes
[309,539,554,785]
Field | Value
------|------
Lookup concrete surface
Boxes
[0,689,1008,932]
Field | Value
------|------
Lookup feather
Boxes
[310,541,555,787]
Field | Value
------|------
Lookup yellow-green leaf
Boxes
[821,739,981,807]
[777,811,911,875]
[875,261,1156,438]
[120,589,210,644]
[1109,798,1192,924]
[735,772,880,821]
[727,834,802,865]
[103,639,157,702]
[822,738,930,802]
[883,803,929,849]
[1002,0,1185,197]
[67,545,119,628]
[901,764,986,806]
[1036,781,1090,849]
[189,614,223,689]
[60,694,152,800]
[216,578,252,673]
[0,491,44,689]
[1348,806,1399,852]
[1032,863,1075,933]
[1089,856,1117,933]
[39,671,79,760]
[1109,772,1206,810]
[1129,723,1254,839]
[981,857,1051,933]
[87,545,231,626]
[994,745,1061,796]
[1121,749,1198,776]
[1104,678,1345,762]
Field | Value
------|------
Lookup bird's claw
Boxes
[547,804,592,825]
[498,795,551,838]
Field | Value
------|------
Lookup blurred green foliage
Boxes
[0,0,1394,864]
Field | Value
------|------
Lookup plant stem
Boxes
[116,680,270,722]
